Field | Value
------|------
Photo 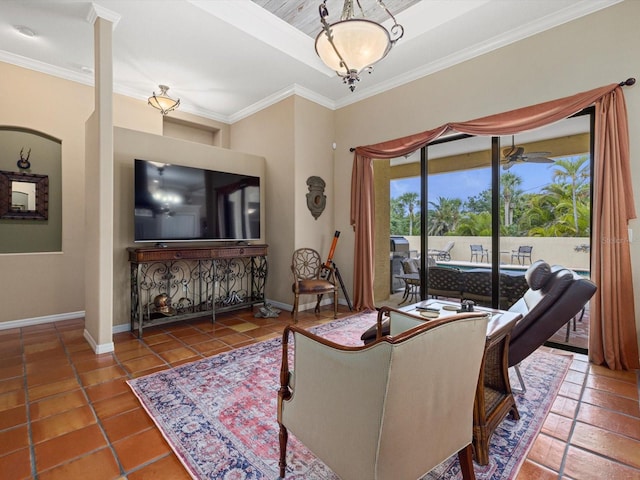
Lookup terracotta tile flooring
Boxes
[0,305,638,479]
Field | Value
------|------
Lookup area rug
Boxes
[128,311,572,479]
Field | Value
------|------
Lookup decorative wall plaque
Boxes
[306,176,326,220]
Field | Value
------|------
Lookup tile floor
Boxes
[0,305,638,479]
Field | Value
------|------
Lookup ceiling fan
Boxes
[501,135,554,170]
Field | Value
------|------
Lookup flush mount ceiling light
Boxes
[315,0,404,92]
[147,85,180,115]
[14,25,36,37]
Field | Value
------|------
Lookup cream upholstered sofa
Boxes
[277,307,489,480]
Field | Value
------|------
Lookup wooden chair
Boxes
[278,307,489,480]
[290,248,337,322]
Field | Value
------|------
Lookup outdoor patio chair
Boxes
[511,245,533,264]
[278,307,489,480]
[290,248,338,322]
[428,240,455,261]
[398,258,421,305]
[470,244,488,263]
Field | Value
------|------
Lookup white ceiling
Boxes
[0,0,621,124]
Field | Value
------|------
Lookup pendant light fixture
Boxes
[148,85,180,115]
[315,0,404,91]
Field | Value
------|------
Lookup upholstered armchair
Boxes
[278,307,489,480]
[290,248,338,322]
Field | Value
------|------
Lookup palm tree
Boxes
[427,197,461,235]
[453,211,493,236]
[500,172,523,227]
[551,156,589,233]
[396,192,420,235]
[524,181,590,236]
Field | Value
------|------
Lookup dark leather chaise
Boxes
[507,260,596,390]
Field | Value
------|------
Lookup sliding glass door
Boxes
[388,109,593,353]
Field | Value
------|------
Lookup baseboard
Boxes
[112,323,131,334]
[0,297,351,337]
[0,311,85,330]
[83,328,114,354]
[1,311,130,338]
[268,297,349,314]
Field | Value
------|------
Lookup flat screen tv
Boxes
[134,159,260,243]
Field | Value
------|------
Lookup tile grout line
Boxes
[555,360,590,478]
[55,323,130,478]
[21,328,39,480]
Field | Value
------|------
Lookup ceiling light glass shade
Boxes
[148,85,180,115]
[315,0,404,91]
[315,19,391,74]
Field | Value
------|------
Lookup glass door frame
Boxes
[417,107,595,320]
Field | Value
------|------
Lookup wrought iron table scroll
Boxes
[128,244,268,337]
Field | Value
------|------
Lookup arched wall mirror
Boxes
[0,170,49,220]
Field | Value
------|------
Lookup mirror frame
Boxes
[0,170,49,220]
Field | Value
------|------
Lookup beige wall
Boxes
[293,97,336,253]
[230,98,296,306]
[334,1,640,343]
[163,114,230,148]
[231,96,336,309]
[0,63,92,323]
[113,128,266,328]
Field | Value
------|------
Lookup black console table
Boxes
[128,244,268,336]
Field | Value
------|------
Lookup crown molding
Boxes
[86,2,121,28]
[228,84,335,124]
[0,50,95,86]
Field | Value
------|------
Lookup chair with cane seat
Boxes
[290,248,338,322]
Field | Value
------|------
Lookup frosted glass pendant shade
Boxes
[315,19,391,74]
[148,85,180,115]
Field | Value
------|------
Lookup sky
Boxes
[390,162,560,204]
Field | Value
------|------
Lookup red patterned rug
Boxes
[128,311,571,479]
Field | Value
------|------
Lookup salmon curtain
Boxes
[591,89,638,369]
[350,83,639,369]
